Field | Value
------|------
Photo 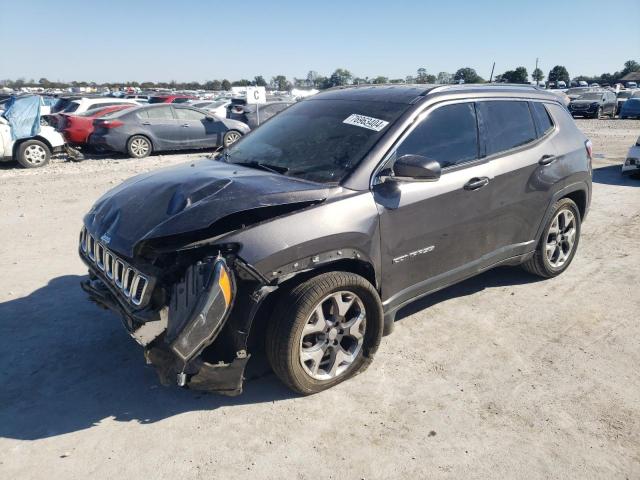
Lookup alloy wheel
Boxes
[130,138,150,157]
[299,291,366,381]
[224,131,241,147]
[24,144,47,165]
[545,209,577,268]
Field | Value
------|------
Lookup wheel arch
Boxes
[13,136,53,158]
[245,257,380,350]
[535,182,589,244]
[128,133,155,150]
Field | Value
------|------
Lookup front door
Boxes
[374,101,496,309]
[174,107,225,148]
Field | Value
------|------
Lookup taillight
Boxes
[585,139,593,160]
[98,120,124,129]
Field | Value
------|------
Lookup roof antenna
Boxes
[489,62,496,83]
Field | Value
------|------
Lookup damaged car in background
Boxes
[1,95,81,168]
[79,84,592,396]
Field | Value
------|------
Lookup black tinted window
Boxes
[172,97,190,103]
[396,103,478,168]
[477,101,537,156]
[146,106,174,120]
[531,102,554,137]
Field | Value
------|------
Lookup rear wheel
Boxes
[223,130,242,148]
[127,135,152,158]
[266,272,383,394]
[522,198,581,278]
[594,106,603,119]
[16,140,50,168]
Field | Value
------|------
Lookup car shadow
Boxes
[0,275,294,441]
[395,266,542,322]
[592,164,640,187]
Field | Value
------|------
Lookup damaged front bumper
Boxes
[80,248,255,396]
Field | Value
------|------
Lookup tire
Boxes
[16,140,50,168]
[594,107,603,119]
[127,135,152,158]
[522,198,581,278]
[223,130,242,148]
[266,271,383,395]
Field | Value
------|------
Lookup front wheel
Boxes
[222,130,242,148]
[16,140,51,168]
[522,198,581,278]
[127,135,152,158]
[594,106,603,119]
[266,272,383,394]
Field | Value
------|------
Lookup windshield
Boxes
[63,102,80,113]
[148,96,166,104]
[578,93,603,101]
[222,99,408,184]
[51,98,74,113]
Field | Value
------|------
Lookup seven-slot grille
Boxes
[79,226,149,306]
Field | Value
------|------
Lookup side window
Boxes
[146,106,174,120]
[531,102,554,137]
[172,97,190,104]
[395,103,479,169]
[137,109,149,119]
[175,108,206,120]
[477,101,537,156]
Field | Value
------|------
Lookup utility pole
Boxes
[534,57,539,85]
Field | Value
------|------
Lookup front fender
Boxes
[223,190,381,285]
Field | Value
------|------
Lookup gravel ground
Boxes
[1,119,639,479]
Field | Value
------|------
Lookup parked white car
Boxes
[58,97,139,114]
[190,99,230,118]
[622,136,640,177]
[0,116,67,168]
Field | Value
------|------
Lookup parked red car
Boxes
[60,105,135,145]
[148,95,197,104]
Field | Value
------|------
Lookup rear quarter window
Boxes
[531,102,554,137]
[477,100,537,156]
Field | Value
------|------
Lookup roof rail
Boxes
[430,83,541,92]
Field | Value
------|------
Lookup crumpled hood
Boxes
[84,158,329,258]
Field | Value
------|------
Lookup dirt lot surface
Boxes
[1,120,639,479]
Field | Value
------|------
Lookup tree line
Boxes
[2,60,637,91]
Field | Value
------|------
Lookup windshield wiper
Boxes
[232,161,289,175]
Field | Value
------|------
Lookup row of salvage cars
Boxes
[0,94,252,168]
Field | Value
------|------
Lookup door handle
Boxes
[181,124,190,128]
[463,177,490,190]
[539,154,556,166]
[141,122,151,125]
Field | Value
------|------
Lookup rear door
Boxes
[138,106,183,150]
[476,99,557,261]
[375,101,496,306]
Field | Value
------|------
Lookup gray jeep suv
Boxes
[79,84,592,395]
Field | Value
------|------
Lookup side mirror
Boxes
[390,154,441,182]
[206,115,215,121]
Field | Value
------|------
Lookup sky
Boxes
[1,0,639,83]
